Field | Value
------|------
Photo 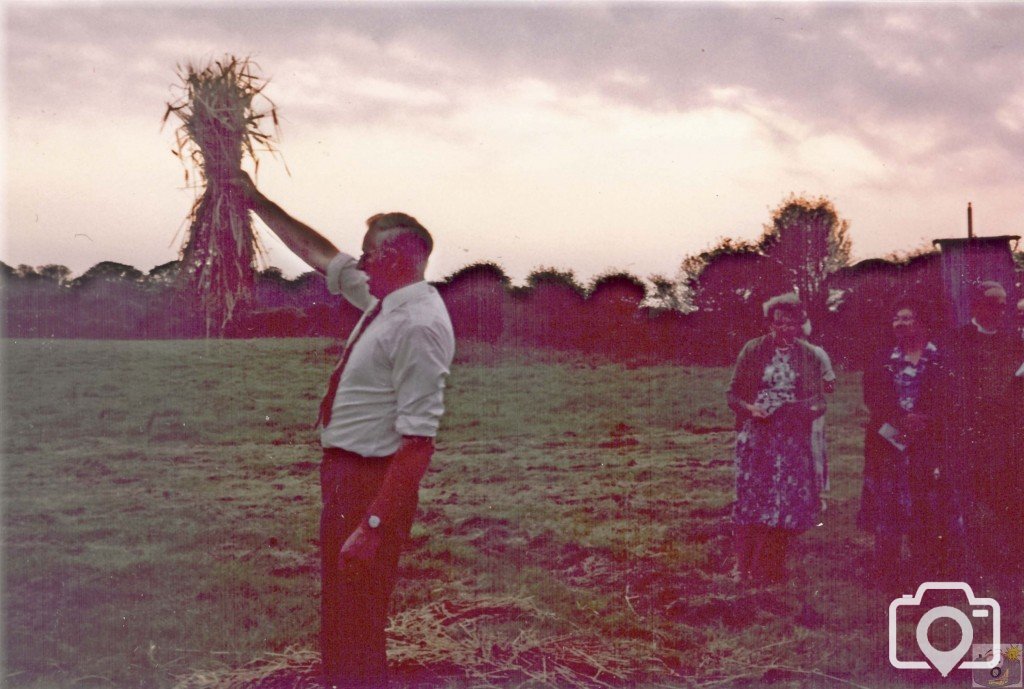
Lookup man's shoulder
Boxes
[389,286,454,340]
[740,334,772,355]
[730,336,771,372]
[400,285,450,320]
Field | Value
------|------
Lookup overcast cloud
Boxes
[4,3,1023,283]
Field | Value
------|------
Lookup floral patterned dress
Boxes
[859,342,939,532]
[733,347,820,532]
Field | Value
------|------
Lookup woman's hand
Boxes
[746,402,770,419]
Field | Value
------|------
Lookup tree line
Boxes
[4,196,1021,369]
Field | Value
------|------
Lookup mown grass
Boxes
[1,339,1016,688]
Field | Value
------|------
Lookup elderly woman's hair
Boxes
[890,294,928,318]
[890,294,934,332]
[762,292,806,321]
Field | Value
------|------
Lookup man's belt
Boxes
[322,447,393,462]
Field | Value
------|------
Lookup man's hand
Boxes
[227,170,260,206]
[339,522,382,576]
[220,171,339,274]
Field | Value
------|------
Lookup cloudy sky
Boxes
[4,2,1024,286]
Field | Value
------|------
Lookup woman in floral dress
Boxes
[859,298,944,586]
[727,294,827,583]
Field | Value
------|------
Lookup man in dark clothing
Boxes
[234,173,455,688]
[939,281,1023,583]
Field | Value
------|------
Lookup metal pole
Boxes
[968,202,974,238]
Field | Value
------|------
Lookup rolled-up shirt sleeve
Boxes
[390,320,453,437]
[325,252,375,312]
[815,347,837,382]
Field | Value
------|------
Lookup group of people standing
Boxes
[224,166,1021,687]
[727,283,1024,591]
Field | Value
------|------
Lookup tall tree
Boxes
[760,195,851,320]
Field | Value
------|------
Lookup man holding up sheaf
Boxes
[234,174,455,689]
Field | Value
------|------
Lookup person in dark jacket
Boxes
[858,297,944,588]
[939,281,1024,584]
[727,294,826,584]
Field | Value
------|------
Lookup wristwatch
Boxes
[367,515,382,529]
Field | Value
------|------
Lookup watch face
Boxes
[367,515,382,529]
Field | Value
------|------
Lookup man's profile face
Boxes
[358,230,401,298]
[973,294,1006,329]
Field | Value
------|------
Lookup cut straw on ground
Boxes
[172,595,669,689]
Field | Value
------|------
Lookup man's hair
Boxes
[762,292,806,322]
[366,212,433,260]
[972,280,1007,304]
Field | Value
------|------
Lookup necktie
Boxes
[316,301,382,428]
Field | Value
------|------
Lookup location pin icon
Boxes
[916,606,974,677]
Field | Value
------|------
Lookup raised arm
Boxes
[234,172,339,274]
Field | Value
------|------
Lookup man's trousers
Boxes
[319,448,419,688]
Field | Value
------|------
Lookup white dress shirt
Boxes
[321,252,455,456]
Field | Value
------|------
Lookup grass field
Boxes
[2,339,1019,689]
